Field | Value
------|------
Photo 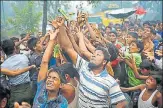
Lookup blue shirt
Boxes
[33,80,68,108]
[1,54,30,86]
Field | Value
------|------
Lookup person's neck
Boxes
[35,50,42,55]
[143,37,151,43]
[92,66,104,75]
[47,90,59,100]
[7,52,16,57]
[106,32,110,36]
[68,79,77,87]
[146,87,157,93]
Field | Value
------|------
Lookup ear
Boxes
[103,60,107,65]
[65,74,70,81]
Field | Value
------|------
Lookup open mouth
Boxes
[46,82,53,87]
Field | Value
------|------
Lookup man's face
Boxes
[129,42,139,53]
[142,27,151,39]
[146,76,157,89]
[89,50,105,68]
[35,39,43,52]
[109,33,117,43]
[106,27,111,34]
[126,34,136,44]
[46,72,61,91]
[143,24,149,28]
[116,29,122,36]
[129,28,135,32]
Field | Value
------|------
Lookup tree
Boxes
[6,1,42,36]
[42,1,47,36]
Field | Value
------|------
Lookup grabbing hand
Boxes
[23,33,31,41]
[48,29,59,40]
[155,50,162,56]
[14,102,31,108]
[50,17,65,29]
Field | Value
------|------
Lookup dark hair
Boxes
[58,62,79,81]
[0,83,10,103]
[20,33,26,39]
[146,26,153,33]
[27,37,38,51]
[131,40,144,53]
[48,66,66,84]
[128,32,138,39]
[10,37,19,42]
[129,26,135,31]
[106,43,118,61]
[110,31,118,37]
[2,39,15,56]
[143,21,150,26]
[95,46,110,61]
[105,26,112,31]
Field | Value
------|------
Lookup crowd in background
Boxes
[0,12,163,108]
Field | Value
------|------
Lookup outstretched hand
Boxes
[14,102,31,108]
[49,17,65,29]
[23,33,31,41]
[48,29,59,40]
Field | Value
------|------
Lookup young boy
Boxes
[121,75,162,108]
[120,40,144,87]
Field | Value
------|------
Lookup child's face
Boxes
[146,76,157,89]
[129,42,139,53]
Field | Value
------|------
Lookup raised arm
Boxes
[76,28,92,60]
[86,21,97,40]
[1,65,35,76]
[121,84,146,92]
[66,27,82,56]
[58,25,78,65]
[15,34,30,47]
[37,30,59,82]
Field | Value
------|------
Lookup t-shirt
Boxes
[1,54,30,86]
[33,80,68,108]
[75,55,126,107]
[124,52,143,86]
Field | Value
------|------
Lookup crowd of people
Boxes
[0,11,162,108]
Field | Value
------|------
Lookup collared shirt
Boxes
[124,52,143,86]
[33,80,68,108]
[1,54,30,86]
[76,55,126,108]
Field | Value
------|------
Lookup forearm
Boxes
[58,26,73,50]
[42,40,56,63]
[15,39,25,47]
[116,101,126,108]
[78,35,92,60]
[68,33,82,55]
[58,26,77,65]
[38,40,56,82]
[1,65,34,76]
[86,22,96,40]
[84,37,95,53]
[132,61,148,80]
[124,59,133,69]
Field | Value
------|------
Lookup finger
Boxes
[14,102,20,108]
[22,102,31,107]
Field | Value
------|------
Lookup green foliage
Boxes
[6,1,42,36]
[88,0,100,7]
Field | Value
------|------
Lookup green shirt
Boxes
[124,52,143,86]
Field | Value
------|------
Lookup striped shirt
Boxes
[76,55,126,108]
